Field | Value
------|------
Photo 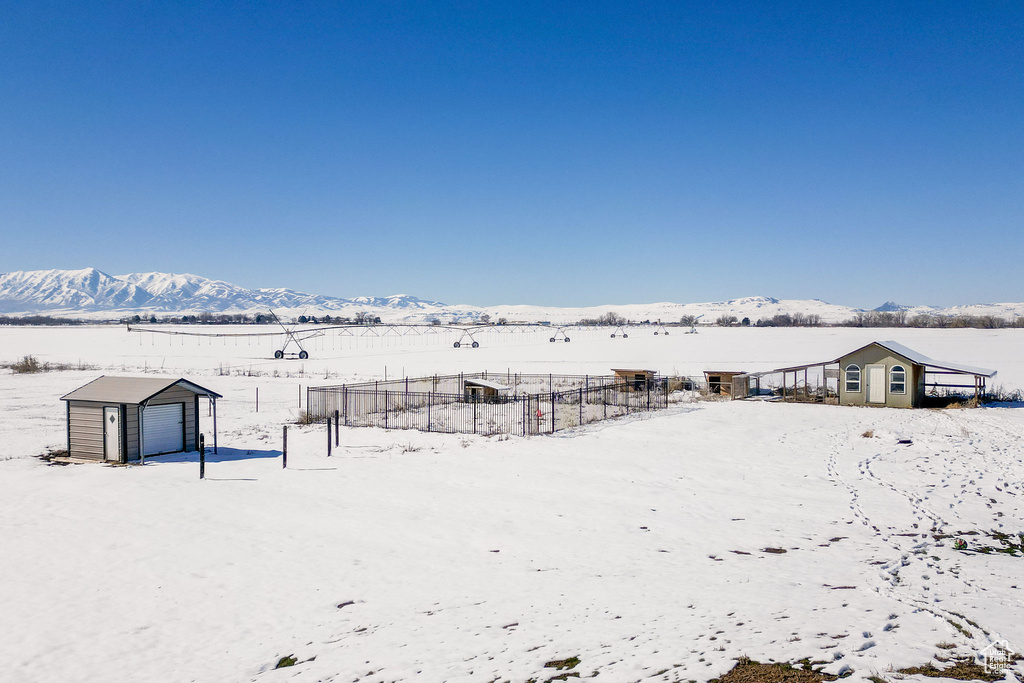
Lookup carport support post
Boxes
[199,434,205,480]
[139,404,146,465]
[212,398,218,454]
[282,426,288,468]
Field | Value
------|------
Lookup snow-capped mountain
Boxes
[0,268,154,313]
[0,268,443,319]
[1,268,1022,324]
[873,301,908,312]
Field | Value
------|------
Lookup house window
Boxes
[845,364,861,393]
[890,365,906,394]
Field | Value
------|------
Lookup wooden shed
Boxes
[60,376,222,463]
[703,371,745,396]
[464,378,512,402]
[612,369,657,391]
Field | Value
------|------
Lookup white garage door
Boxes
[143,403,184,455]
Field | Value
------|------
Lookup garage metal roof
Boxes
[60,376,223,404]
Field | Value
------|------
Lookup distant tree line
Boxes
[577,311,627,326]
[0,315,86,326]
[840,311,1023,329]
[753,313,822,327]
[126,312,390,325]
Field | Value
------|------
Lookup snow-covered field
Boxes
[1,326,1022,683]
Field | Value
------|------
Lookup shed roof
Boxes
[61,376,223,403]
[464,378,512,391]
[611,368,657,374]
[838,341,997,378]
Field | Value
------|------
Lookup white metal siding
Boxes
[143,403,184,455]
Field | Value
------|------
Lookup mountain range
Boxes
[1,268,1022,324]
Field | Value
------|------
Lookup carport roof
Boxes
[61,376,223,404]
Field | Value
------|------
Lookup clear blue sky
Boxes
[2,1,1022,308]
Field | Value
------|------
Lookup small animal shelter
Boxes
[60,376,222,463]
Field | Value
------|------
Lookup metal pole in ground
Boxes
[327,416,332,457]
[334,410,339,446]
[282,425,288,468]
[199,433,205,480]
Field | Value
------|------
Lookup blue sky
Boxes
[1,1,1021,307]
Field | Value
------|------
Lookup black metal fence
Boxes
[329,371,627,395]
[307,375,672,436]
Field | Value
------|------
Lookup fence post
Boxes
[427,391,432,432]
[473,396,477,434]
[384,391,389,429]
[327,416,332,457]
[255,387,259,413]
[343,386,348,425]
[579,388,583,426]
[199,433,205,480]
[550,391,555,433]
[282,425,288,468]
[334,410,339,446]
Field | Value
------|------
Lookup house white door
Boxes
[143,403,185,455]
[867,364,886,403]
[103,406,121,462]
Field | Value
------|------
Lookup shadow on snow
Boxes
[148,447,281,464]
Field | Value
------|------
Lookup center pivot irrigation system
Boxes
[127,310,681,359]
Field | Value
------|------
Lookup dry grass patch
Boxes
[897,658,1003,681]
[709,657,839,683]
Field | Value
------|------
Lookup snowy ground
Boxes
[1,326,1022,683]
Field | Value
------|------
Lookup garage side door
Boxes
[143,403,184,455]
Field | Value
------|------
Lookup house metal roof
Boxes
[773,341,996,378]
[60,376,223,404]
[839,341,997,378]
